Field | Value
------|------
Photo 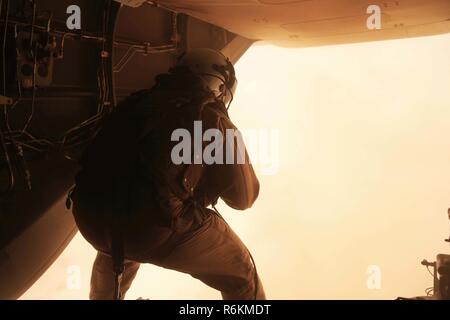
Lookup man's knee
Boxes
[220,271,265,300]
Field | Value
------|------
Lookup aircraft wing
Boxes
[155,0,450,47]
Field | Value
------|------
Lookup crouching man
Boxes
[70,48,266,300]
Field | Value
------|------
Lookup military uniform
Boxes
[71,70,265,300]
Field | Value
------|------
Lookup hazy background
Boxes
[22,33,450,299]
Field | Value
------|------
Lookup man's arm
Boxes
[218,152,260,210]
[200,103,260,210]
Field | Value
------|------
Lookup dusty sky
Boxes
[22,33,450,300]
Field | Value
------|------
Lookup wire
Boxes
[29,0,36,58]
[57,33,68,59]
[1,1,183,191]
[1,0,8,97]
[21,42,37,133]
[60,0,112,150]
[0,1,114,194]
[426,265,434,278]
[113,45,139,73]
[2,0,10,129]
[14,24,22,107]
[2,7,9,135]
[45,11,52,33]
[0,0,16,194]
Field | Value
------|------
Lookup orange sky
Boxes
[22,33,450,300]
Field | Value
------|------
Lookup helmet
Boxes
[176,48,237,106]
